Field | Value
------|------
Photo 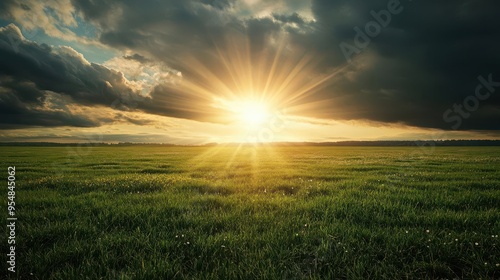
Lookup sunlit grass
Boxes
[2,146,500,279]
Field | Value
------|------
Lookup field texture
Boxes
[2,146,500,279]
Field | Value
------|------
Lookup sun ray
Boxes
[225,143,244,169]
[262,37,287,96]
[156,29,348,142]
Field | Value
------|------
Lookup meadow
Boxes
[2,145,500,279]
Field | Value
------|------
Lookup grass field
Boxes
[2,145,500,279]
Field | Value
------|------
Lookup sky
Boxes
[0,0,499,144]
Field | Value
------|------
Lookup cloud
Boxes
[2,0,500,132]
[233,0,313,19]
[123,53,151,64]
[299,0,500,130]
[0,23,225,129]
[65,0,500,130]
[0,24,145,128]
[0,0,101,45]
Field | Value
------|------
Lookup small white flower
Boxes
[186,242,190,245]
[455,239,458,242]
[475,242,479,246]
[426,230,430,233]
[405,231,409,234]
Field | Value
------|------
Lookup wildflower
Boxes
[405,231,408,234]
[475,242,479,246]
[455,239,458,242]
[426,230,430,233]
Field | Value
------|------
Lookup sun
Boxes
[214,97,274,128]
[237,100,270,126]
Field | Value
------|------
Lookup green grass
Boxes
[2,146,500,279]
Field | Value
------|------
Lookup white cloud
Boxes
[233,0,314,20]
[1,0,103,46]
[103,55,181,95]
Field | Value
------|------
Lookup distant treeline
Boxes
[290,140,500,146]
[0,142,181,147]
[1,140,500,147]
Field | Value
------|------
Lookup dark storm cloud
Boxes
[0,86,99,129]
[246,17,281,53]
[302,0,500,130]
[199,0,233,10]
[0,24,142,128]
[272,13,305,25]
[90,0,246,73]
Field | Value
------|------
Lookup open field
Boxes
[2,146,500,279]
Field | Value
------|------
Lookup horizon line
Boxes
[1,139,500,147]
